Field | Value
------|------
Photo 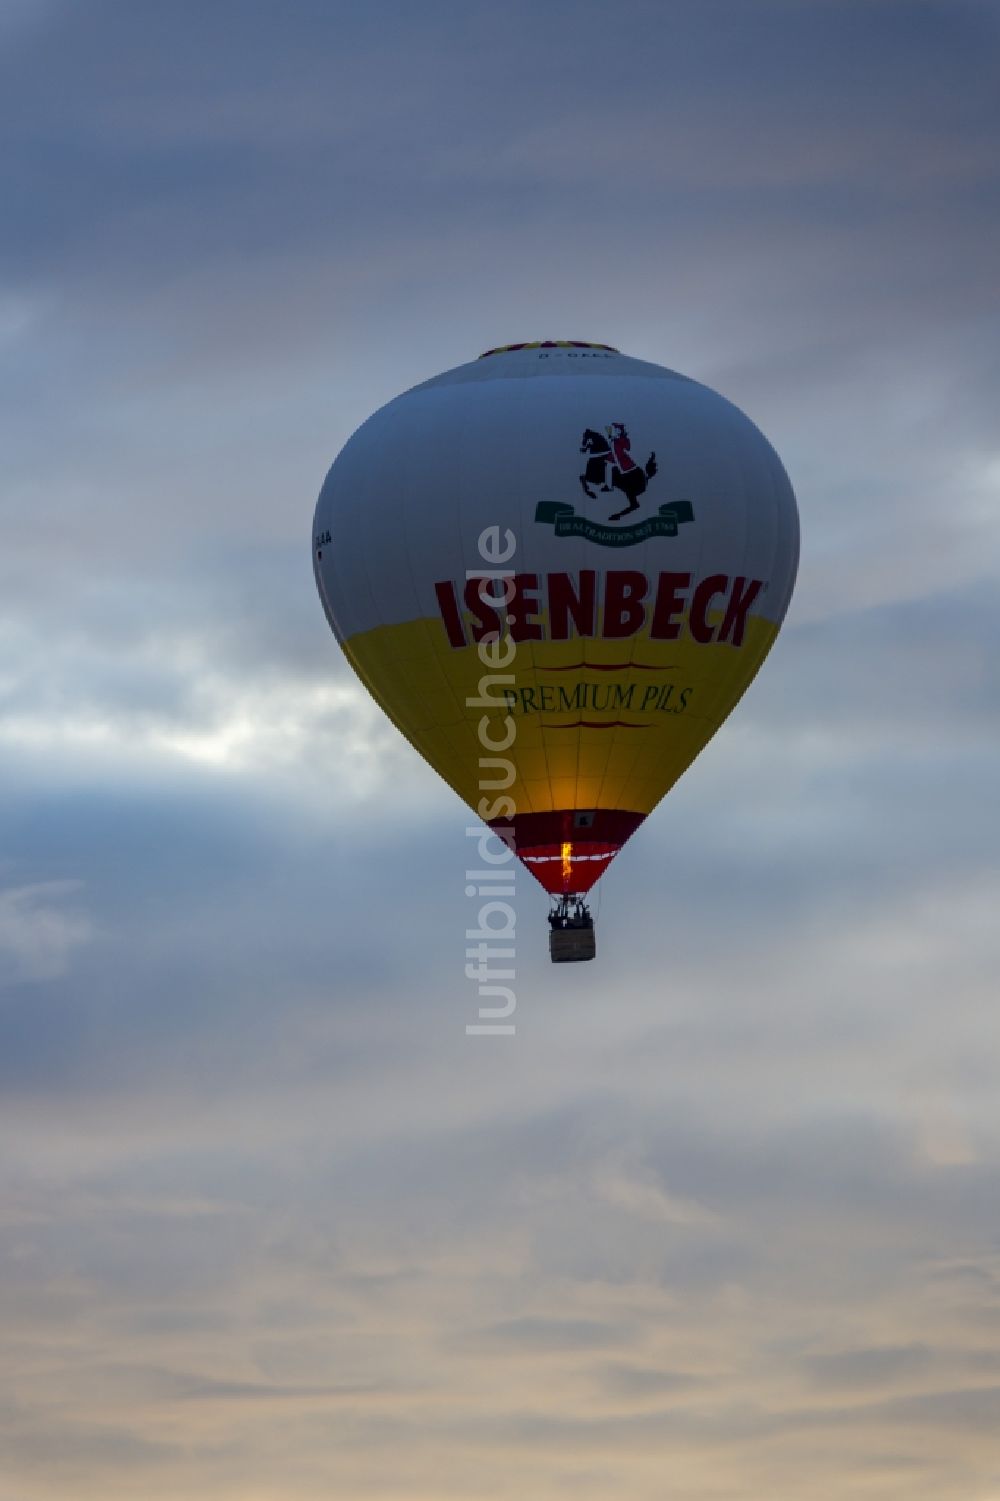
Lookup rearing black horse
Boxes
[579,427,657,521]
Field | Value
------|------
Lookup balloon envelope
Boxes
[313,341,799,895]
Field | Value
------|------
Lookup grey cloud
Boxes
[0,1413,176,1473]
[598,1363,704,1399]
[801,1343,936,1389]
[476,1316,632,1354]
[32,1361,390,1405]
[0,879,92,982]
[2,0,996,373]
[781,1383,1000,1436]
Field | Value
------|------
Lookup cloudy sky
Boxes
[2,0,1000,1495]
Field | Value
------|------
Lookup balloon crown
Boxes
[478,340,619,359]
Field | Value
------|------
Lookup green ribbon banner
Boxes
[534,499,695,548]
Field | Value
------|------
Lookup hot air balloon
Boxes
[313,341,799,962]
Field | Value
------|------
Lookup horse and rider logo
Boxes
[535,422,694,548]
[580,423,657,521]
